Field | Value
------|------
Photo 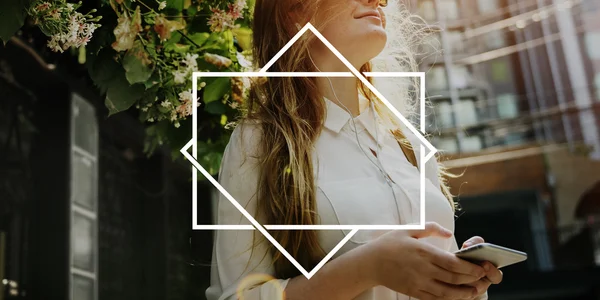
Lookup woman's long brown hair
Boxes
[244,0,456,279]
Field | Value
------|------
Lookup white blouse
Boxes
[206,96,488,300]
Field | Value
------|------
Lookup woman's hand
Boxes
[365,222,487,300]
[461,236,504,299]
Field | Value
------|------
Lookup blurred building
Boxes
[412,0,600,156]
[408,0,600,298]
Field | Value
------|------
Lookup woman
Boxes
[206,0,503,299]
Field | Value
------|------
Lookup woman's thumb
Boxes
[410,222,453,239]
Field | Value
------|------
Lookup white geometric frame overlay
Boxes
[180,23,438,279]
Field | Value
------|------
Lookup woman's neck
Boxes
[311,50,363,116]
[318,77,360,116]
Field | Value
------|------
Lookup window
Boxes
[456,99,478,126]
[484,30,507,50]
[435,137,459,154]
[427,66,449,91]
[491,59,510,83]
[477,0,499,13]
[447,31,464,53]
[450,65,471,89]
[462,136,483,152]
[584,32,600,59]
[438,0,459,20]
[434,101,454,128]
[70,93,98,300]
[71,152,95,210]
[72,275,94,300]
[497,93,519,119]
[72,213,95,271]
[504,132,526,146]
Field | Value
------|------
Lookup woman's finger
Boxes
[431,250,486,278]
[426,280,478,300]
[430,264,481,285]
[462,236,485,249]
[482,261,503,284]
[466,278,492,296]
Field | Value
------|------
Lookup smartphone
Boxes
[454,243,527,269]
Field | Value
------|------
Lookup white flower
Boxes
[174,121,181,128]
[236,52,252,70]
[176,89,196,117]
[179,90,193,103]
[49,9,60,19]
[148,118,155,122]
[173,70,188,84]
[184,53,199,69]
[142,107,149,112]
[170,111,178,121]
[47,34,64,52]
[66,3,74,11]
[200,82,206,88]
[161,100,172,108]
[208,7,237,32]
[158,1,167,11]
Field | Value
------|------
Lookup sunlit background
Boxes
[408,0,600,299]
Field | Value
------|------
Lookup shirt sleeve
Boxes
[206,123,291,300]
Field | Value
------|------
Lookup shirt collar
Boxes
[323,95,388,141]
[323,97,353,133]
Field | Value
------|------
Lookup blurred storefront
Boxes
[0,39,211,300]
[409,0,600,298]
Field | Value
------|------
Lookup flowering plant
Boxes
[27,0,102,53]
[1,0,256,175]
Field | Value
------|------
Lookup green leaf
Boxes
[165,43,190,54]
[222,30,234,49]
[202,152,223,176]
[123,44,154,84]
[144,13,157,25]
[87,50,122,93]
[164,31,182,48]
[203,77,231,104]
[144,72,161,89]
[232,27,253,51]
[0,0,26,44]
[166,0,184,12]
[105,78,145,116]
[204,101,226,115]
[187,5,198,17]
[187,32,210,47]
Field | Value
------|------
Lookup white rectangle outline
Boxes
[186,71,429,231]
[180,22,440,279]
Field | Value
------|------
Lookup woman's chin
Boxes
[361,33,388,59]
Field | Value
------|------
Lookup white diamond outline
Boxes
[180,23,438,279]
